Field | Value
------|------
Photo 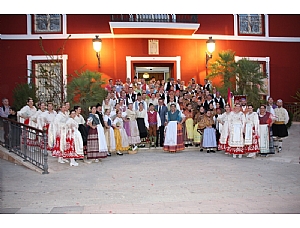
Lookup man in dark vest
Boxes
[155,98,168,147]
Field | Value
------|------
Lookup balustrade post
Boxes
[8,121,13,152]
[42,128,49,174]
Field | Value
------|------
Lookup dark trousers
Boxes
[156,126,165,147]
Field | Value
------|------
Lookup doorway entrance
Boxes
[125,56,181,81]
[134,62,174,82]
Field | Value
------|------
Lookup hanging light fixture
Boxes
[143,73,149,79]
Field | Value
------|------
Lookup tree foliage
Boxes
[236,58,267,109]
[207,50,237,96]
[67,70,107,118]
[207,50,267,109]
[12,82,38,111]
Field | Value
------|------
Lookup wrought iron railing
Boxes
[0,117,49,174]
[284,102,300,122]
[111,14,198,23]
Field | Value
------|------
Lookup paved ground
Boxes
[0,123,300,215]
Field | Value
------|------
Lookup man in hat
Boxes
[272,99,289,152]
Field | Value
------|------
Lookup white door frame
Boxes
[126,56,181,80]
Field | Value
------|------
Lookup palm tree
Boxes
[207,50,237,97]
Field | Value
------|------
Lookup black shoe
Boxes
[210,150,215,153]
[116,152,123,156]
[195,144,199,147]
[200,148,203,152]
[107,152,111,156]
[185,144,189,147]
[207,150,210,153]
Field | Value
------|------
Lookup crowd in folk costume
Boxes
[3,76,290,166]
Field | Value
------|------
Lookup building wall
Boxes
[1,14,300,105]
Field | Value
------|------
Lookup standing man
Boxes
[155,98,168,147]
[105,79,114,92]
[272,99,289,152]
[0,98,10,146]
[0,98,10,118]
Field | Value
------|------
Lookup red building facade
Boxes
[1,14,300,105]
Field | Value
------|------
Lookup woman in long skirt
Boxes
[183,104,194,146]
[64,110,84,166]
[103,108,118,155]
[113,109,130,154]
[125,103,141,151]
[86,106,108,162]
[48,104,69,164]
[136,102,149,147]
[202,110,217,153]
[258,104,276,156]
[17,97,37,148]
[193,106,205,148]
[163,104,185,153]
[217,104,231,153]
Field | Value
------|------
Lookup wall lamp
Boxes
[205,36,215,68]
[92,35,102,68]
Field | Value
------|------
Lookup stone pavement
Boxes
[0,123,300,214]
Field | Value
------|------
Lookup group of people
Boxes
[0,76,290,165]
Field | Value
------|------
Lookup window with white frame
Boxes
[34,14,61,33]
[34,62,62,105]
[27,55,68,107]
[239,14,262,35]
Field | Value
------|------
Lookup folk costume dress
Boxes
[104,114,116,153]
[86,113,108,159]
[202,115,217,150]
[163,110,184,153]
[258,111,275,155]
[125,109,141,145]
[226,111,246,155]
[243,112,260,154]
[112,117,130,152]
[193,112,204,145]
[217,112,230,151]
[41,110,57,151]
[136,108,149,140]
[64,117,84,159]
[48,111,69,158]
[17,105,37,147]
[74,113,88,154]
[273,107,289,138]
[31,109,47,149]
[183,109,194,145]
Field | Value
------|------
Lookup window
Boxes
[34,62,64,106]
[239,14,262,35]
[34,14,61,33]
